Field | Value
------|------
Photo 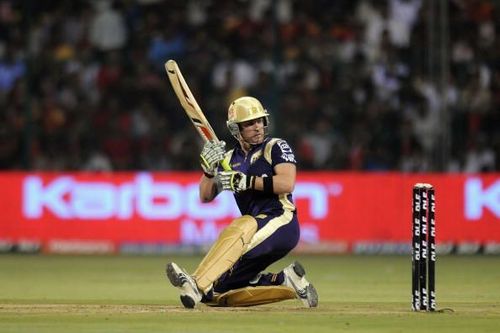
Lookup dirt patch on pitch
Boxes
[0,304,181,314]
[0,303,308,314]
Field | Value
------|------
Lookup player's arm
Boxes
[252,139,297,194]
[216,139,298,194]
[199,175,219,202]
[253,163,296,194]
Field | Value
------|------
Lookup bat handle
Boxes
[220,159,232,171]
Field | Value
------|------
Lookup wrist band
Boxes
[263,176,274,194]
[204,172,215,179]
[246,175,256,190]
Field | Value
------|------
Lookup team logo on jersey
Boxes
[250,151,262,164]
[277,140,296,163]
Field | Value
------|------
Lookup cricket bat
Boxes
[165,59,231,171]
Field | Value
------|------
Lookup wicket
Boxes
[411,183,436,312]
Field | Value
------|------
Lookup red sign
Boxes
[0,172,498,253]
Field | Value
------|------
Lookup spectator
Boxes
[0,46,25,93]
[0,0,497,172]
[89,0,127,52]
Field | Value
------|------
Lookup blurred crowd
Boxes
[0,0,498,172]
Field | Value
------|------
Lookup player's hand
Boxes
[216,170,254,193]
[200,140,226,177]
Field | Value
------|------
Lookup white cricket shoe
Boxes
[283,261,318,308]
[166,262,202,309]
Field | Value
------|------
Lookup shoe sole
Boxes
[293,261,306,277]
[306,284,319,307]
[180,295,196,309]
[166,263,183,287]
[166,263,196,309]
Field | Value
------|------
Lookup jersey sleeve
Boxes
[270,139,297,167]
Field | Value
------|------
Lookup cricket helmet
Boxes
[227,96,269,140]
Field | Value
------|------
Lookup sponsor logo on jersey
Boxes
[277,140,296,163]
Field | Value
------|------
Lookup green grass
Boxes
[0,254,499,332]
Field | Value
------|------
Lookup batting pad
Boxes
[206,286,296,307]
[193,215,257,293]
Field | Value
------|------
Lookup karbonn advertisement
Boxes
[0,172,499,254]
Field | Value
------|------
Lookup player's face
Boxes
[239,117,265,145]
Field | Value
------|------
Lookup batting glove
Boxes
[200,140,226,177]
[216,170,255,193]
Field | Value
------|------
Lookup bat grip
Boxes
[220,159,232,171]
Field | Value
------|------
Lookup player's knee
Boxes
[226,215,257,243]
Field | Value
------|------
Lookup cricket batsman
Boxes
[166,96,318,308]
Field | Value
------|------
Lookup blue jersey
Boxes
[211,137,301,294]
[221,137,298,217]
